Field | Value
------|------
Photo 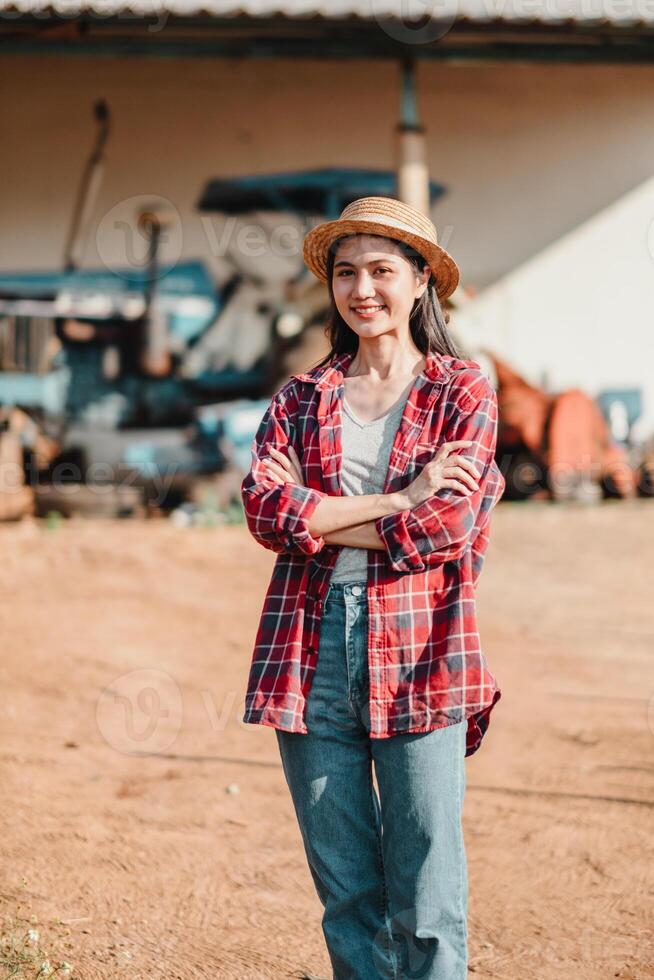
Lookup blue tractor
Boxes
[0,101,446,515]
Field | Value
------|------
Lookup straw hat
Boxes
[302,196,459,301]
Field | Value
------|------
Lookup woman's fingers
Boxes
[434,439,474,462]
[447,453,482,481]
[443,465,479,492]
[263,448,305,486]
[268,445,304,484]
[263,458,291,482]
[267,448,299,482]
[439,478,474,495]
[267,446,293,471]
[286,445,306,484]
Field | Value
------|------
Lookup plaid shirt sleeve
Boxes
[241,389,329,557]
[375,378,505,573]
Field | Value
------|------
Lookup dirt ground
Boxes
[1,500,653,980]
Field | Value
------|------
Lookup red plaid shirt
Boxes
[240,348,505,757]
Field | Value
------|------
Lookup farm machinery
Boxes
[0,100,446,518]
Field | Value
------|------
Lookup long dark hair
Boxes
[313,233,463,370]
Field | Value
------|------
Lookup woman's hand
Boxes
[400,439,481,508]
[262,444,306,487]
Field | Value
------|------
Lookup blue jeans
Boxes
[276,581,469,980]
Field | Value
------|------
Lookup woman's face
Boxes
[331,234,430,338]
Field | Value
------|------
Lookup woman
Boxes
[240,197,505,980]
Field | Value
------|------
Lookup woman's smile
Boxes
[351,303,387,318]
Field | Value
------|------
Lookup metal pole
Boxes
[394,59,430,215]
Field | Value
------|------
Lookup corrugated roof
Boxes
[1,0,653,24]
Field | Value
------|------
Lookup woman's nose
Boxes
[351,272,376,299]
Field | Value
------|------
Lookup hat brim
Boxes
[302,218,460,301]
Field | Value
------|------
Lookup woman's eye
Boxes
[335,268,391,277]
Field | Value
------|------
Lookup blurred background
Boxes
[1,4,653,979]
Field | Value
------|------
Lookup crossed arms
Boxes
[240,381,505,573]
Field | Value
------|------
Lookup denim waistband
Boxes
[325,581,368,602]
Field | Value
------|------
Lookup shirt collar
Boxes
[291,347,455,391]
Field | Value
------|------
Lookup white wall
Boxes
[453,176,654,440]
